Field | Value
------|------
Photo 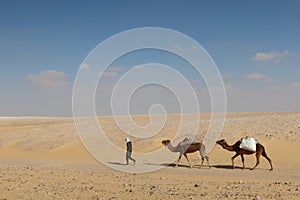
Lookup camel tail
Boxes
[261,145,270,159]
[261,144,273,170]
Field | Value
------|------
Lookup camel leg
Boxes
[199,150,204,168]
[200,157,204,168]
[251,153,260,170]
[262,150,273,171]
[241,154,245,169]
[183,154,192,168]
[205,156,210,168]
[231,153,239,169]
[176,153,182,167]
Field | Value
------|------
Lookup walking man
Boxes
[125,138,136,165]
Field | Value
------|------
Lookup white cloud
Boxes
[132,65,145,70]
[244,73,272,82]
[225,84,233,89]
[79,63,91,70]
[245,73,266,79]
[192,46,198,50]
[97,66,124,80]
[253,50,289,62]
[108,66,125,72]
[98,71,119,78]
[222,72,234,79]
[289,82,300,89]
[170,44,182,52]
[24,70,70,88]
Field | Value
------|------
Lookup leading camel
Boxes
[216,139,273,170]
[161,139,210,168]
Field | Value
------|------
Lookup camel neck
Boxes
[223,142,235,151]
[166,143,179,152]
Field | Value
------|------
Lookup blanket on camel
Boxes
[239,137,257,152]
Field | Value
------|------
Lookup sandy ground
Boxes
[0,112,300,199]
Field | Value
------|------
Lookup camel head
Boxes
[216,139,226,147]
[161,140,171,146]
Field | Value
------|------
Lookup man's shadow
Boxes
[107,161,127,166]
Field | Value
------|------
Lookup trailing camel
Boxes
[161,139,210,168]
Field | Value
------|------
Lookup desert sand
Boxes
[0,112,300,199]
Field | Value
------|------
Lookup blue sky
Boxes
[0,0,300,116]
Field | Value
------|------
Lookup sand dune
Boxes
[0,112,300,199]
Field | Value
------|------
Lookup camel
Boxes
[161,139,210,168]
[216,139,273,170]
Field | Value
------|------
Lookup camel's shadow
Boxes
[212,165,243,169]
[107,162,268,170]
[144,162,211,169]
[159,163,191,168]
[211,165,258,170]
[145,163,255,170]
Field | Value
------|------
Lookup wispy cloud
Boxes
[79,63,91,70]
[289,82,300,89]
[79,64,124,72]
[170,44,182,53]
[98,71,119,78]
[192,46,198,50]
[108,66,125,72]
[132,65,145,70]
[222,72,234,79]
[253,50,289,62]
[24,70,70,88]
[244,73,272,82]
[98,66,125,79]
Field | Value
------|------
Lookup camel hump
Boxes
[239,137,257,152]
[190,139,200,144]
[179,137,200,146]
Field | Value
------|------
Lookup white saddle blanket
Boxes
[239,137,257,152]
[180,139,200,146]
